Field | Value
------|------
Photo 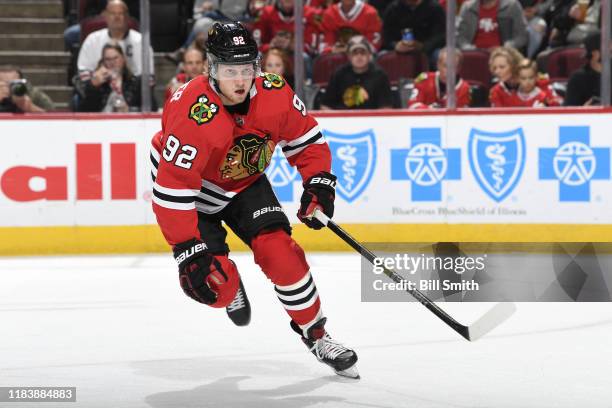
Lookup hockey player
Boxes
[150,21,359,379]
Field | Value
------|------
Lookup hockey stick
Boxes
[311,209,516,341]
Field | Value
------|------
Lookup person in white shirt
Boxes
[77,0,154,81]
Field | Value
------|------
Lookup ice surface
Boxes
[0,253,610,408]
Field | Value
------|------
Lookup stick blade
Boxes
[466,302,516,341]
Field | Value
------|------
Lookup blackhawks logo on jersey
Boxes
[189,94,219,125]
[220,134,275,181]
[262,72,285,90]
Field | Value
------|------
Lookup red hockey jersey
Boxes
[489,80,562,107]
[408,71,471,109]
[252,5,322,54]
[151,73,330,246]
[320,0,382,54]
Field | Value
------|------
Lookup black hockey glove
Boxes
[174,239,224,305]
[298,171,337,230]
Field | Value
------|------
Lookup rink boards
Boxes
[1,109,611,254]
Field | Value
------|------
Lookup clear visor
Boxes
[217,63,257,80]
[208,54,261,80]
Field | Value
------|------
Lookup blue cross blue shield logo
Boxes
[265,146,299,202]
[325,129,376,203]
[468,128,526,202]
[539,126,610,201]
[391,128,460,201]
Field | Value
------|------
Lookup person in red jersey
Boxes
[252,0,322,55]
[488,46,522,107]
[511,59,562,106]
[319,0,382,54]
[408,48,472,108]
[152,22,359,379]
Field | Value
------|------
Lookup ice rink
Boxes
[1,253,610,408]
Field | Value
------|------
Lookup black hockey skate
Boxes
[226,278,250,326]
[291,317,359,379]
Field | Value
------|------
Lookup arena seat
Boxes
[375,51,428,86]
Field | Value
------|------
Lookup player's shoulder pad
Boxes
[258,72,287,91]
[415,72,429,84]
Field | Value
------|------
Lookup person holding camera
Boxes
[0,66,54,113]
[75,42,156,112]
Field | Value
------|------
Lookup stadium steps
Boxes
[0,18,66,35]
[0,34,64,52]
[0,0,64,19]
[22,67,67,86]
[0,51,70,66]
[38,85,72,104]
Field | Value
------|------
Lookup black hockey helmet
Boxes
[206,21,259,65]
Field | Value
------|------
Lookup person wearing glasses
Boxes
[75,42,155,112]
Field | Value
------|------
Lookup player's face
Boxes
[183,50,205,79]
[491,56,512,82]
[217,63,256,105]
[264,54,285,76]
[518,68,537,93]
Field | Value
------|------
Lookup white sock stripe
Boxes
[275,271,312,292]
[275,280,316,302]
[281,292,319,311]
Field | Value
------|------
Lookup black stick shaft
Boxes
[325,219,470,340]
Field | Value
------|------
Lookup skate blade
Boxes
[334,365,360,379]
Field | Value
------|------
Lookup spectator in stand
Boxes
[382,0,446,62]
[514,58,562,106]
[320,35,394,109]
[565,30,610,105]
[520,0,547,57]
[192,0,250,22]
[488,46,523,106]
[75,43,156,112]
[0,66,54,113]
[63,0,140,50]
[539,0,571,47]
[164,48,207,104]
[253,0,322,55]
[320,0,382,54]
[408,48,472,108]
[262,48,295,88]
[456,0,528,52]
[77,0,154,81]
[549,0,600,47]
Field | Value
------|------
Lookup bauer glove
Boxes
[174,239,223,305]
[298,171,336,230]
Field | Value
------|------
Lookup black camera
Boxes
[9,79,28,97]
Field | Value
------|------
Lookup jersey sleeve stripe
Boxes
[279,125,321,149]
[153,188,195,204]
[153,183,200,197]
[282,134,325,158]
[152,194,196,210]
